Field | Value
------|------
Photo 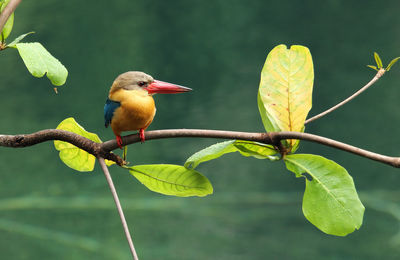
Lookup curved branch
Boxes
[101,129,272,151]
[101,129,400,168]
[0,0,21,35]
[0,129,125,166]
[305,69,385,124]
[276,131,400,167]
[1,128,400,168]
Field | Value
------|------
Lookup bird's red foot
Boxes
[116,135,124,149]
[139,128,145,143]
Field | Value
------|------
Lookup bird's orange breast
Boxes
[109,89,156,136]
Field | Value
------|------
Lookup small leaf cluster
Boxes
[0,0,68,87]
[367,52,400,72]
[55,44,370,237]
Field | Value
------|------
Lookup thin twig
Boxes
[98,157,139,260]
[305,69,386,124]
[0,0,21,35]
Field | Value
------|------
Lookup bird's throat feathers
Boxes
[109,88,150,103]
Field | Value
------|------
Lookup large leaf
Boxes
[14,42,68,86]
[185,140,278,169]
[54,117,114,172]
[0,0,14,41]
[258,44,314,149]
[129,164,213,197]
[284,154,364,236]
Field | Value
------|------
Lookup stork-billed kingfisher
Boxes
[104,71,191,148]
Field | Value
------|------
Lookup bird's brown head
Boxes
[109,71,191,95]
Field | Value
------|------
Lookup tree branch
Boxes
[0,0,21,36]
[101,129,400,168]
[305,68,385,124]
[0,129,125,166]
[2,128,399,168]
[98,157,139,260]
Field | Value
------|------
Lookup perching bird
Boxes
[104,71,191,148]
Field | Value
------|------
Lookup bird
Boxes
[104,71,192,149]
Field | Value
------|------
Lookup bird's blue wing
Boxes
[104,98,121,127]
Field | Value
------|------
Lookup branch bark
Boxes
[1,128,400,168]
[0,129,125,165]
[0,0,21,35]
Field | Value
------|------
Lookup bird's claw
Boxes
[139,128,145,143]
[116,135,124,149]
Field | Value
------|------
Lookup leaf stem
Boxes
[97,157,139,260]
[305,68,385,124]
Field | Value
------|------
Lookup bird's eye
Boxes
[138,81,146,87]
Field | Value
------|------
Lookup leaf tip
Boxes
[366,65,378,71]
[373,52,383,68]
[386,57,400,71]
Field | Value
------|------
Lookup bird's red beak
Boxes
[146,80,192,94]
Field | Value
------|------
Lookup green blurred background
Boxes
[1,0,400,259]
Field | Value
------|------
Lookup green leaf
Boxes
[258,44,314,150]
[128,164,213,197]
[0,0,14,42]
[234,140,278,159]
[14,42,68,86]
[374,52,383,69]
[386,57,400,71]
[54,117,114,172]
[185,140,278,169]
[7,31,34,47]
[284,154,364,236]
[366,65,378,71]
[1,13,13,42]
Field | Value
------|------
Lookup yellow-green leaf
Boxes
[7,31,34,47]
[128,164,213,197]
[366,65,378,71]
[386,57,400,71]
[54,117,114,172]
[258,44,314,149]
[234,140,278,159]
[15,42,68,86]
[374,52,383,69]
